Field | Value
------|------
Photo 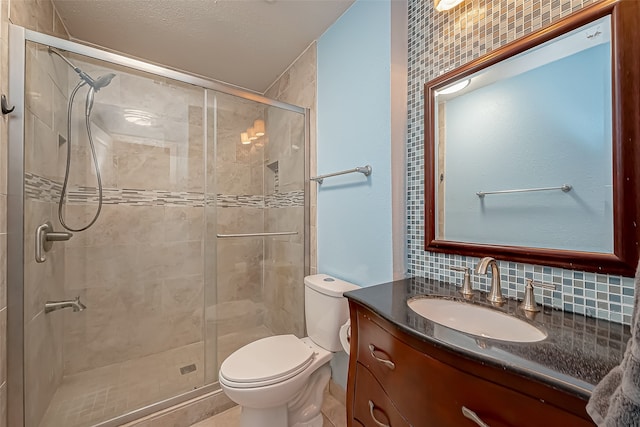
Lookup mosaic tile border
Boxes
[214,194,263,208]
[405,0,633,325]
[69,187,207,207]
[266,191,304,208]
[25,173,303,209]
[25,173,62,203]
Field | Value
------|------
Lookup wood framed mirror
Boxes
[424,0,640,276]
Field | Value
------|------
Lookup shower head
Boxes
[84,74,116,117]
[48,47,116,91]
[93,73,116,91]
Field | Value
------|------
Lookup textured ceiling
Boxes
[53,0,354,93]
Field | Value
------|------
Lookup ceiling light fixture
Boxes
[124,109,155,126]
[436,79,470,95]
[254,119,265,137]
[247,127,258,141]
[240,119,267,145]
[435,0,465,12]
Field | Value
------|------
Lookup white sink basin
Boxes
[407,297,547,343]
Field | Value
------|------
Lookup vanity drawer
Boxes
[354,309,594,426]
[352,363,410,427]
[356,310,416,396]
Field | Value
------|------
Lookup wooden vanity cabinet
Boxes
[346,301,595,426]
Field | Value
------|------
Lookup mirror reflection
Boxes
[434,16,612,253]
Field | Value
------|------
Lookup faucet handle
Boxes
[526,278,556,291]
[450,266,473,298]
[521,279,556,313]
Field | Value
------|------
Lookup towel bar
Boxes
[310,165,372,184]
[476,184,572,198]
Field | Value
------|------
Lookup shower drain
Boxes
[180,364,197,375]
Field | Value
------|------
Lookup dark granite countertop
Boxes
[344,277,631,400]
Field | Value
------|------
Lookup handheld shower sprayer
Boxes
[48,47,115,91]
[92,73,117,90]
[85,74,115,116]
[47,46,116,232]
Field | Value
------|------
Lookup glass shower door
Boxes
[207,91,308,379]
[22,41,210,427]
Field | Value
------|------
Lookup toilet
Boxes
[219,274,359,427]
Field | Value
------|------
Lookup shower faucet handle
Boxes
[35,221,73,263]
[45,231,73,242]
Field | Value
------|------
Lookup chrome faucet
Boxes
[474,257,506,305]
[44,297,86,314]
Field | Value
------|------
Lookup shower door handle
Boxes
[35,221,73,263]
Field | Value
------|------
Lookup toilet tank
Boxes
[304,274,360,351]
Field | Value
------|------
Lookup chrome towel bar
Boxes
[310,165,372,184]
[216,231,298,238]
[476,184,572,198]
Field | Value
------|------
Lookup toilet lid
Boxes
[220,335,315,385]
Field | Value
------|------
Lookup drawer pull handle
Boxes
[368,344,395,370]
[462,406,490,427]
[368,400,391,427]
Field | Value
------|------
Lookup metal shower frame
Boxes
[7,24,311,427]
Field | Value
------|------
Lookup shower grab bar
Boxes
[310,165,372,184]
[476,184,572,198]
[216,231,298,238]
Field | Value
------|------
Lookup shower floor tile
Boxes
[39,321,276,427]
[40,342,206,427]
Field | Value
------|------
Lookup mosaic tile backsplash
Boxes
[405,0,634,325]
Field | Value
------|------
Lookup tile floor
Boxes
[191,387,347,427]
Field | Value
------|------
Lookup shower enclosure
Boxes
[7,26,309,427]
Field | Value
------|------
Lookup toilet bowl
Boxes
[219,274,359,427]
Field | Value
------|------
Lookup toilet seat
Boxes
[219,335,316,389]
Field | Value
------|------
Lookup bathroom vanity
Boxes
[344,278,629,426]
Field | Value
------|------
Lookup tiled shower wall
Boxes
[406,0,635,325]
[0,1,70,426]
[265,44,316,337]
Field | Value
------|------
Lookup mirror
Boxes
[424,0,640,276]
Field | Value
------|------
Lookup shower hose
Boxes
[57,81,104,232]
